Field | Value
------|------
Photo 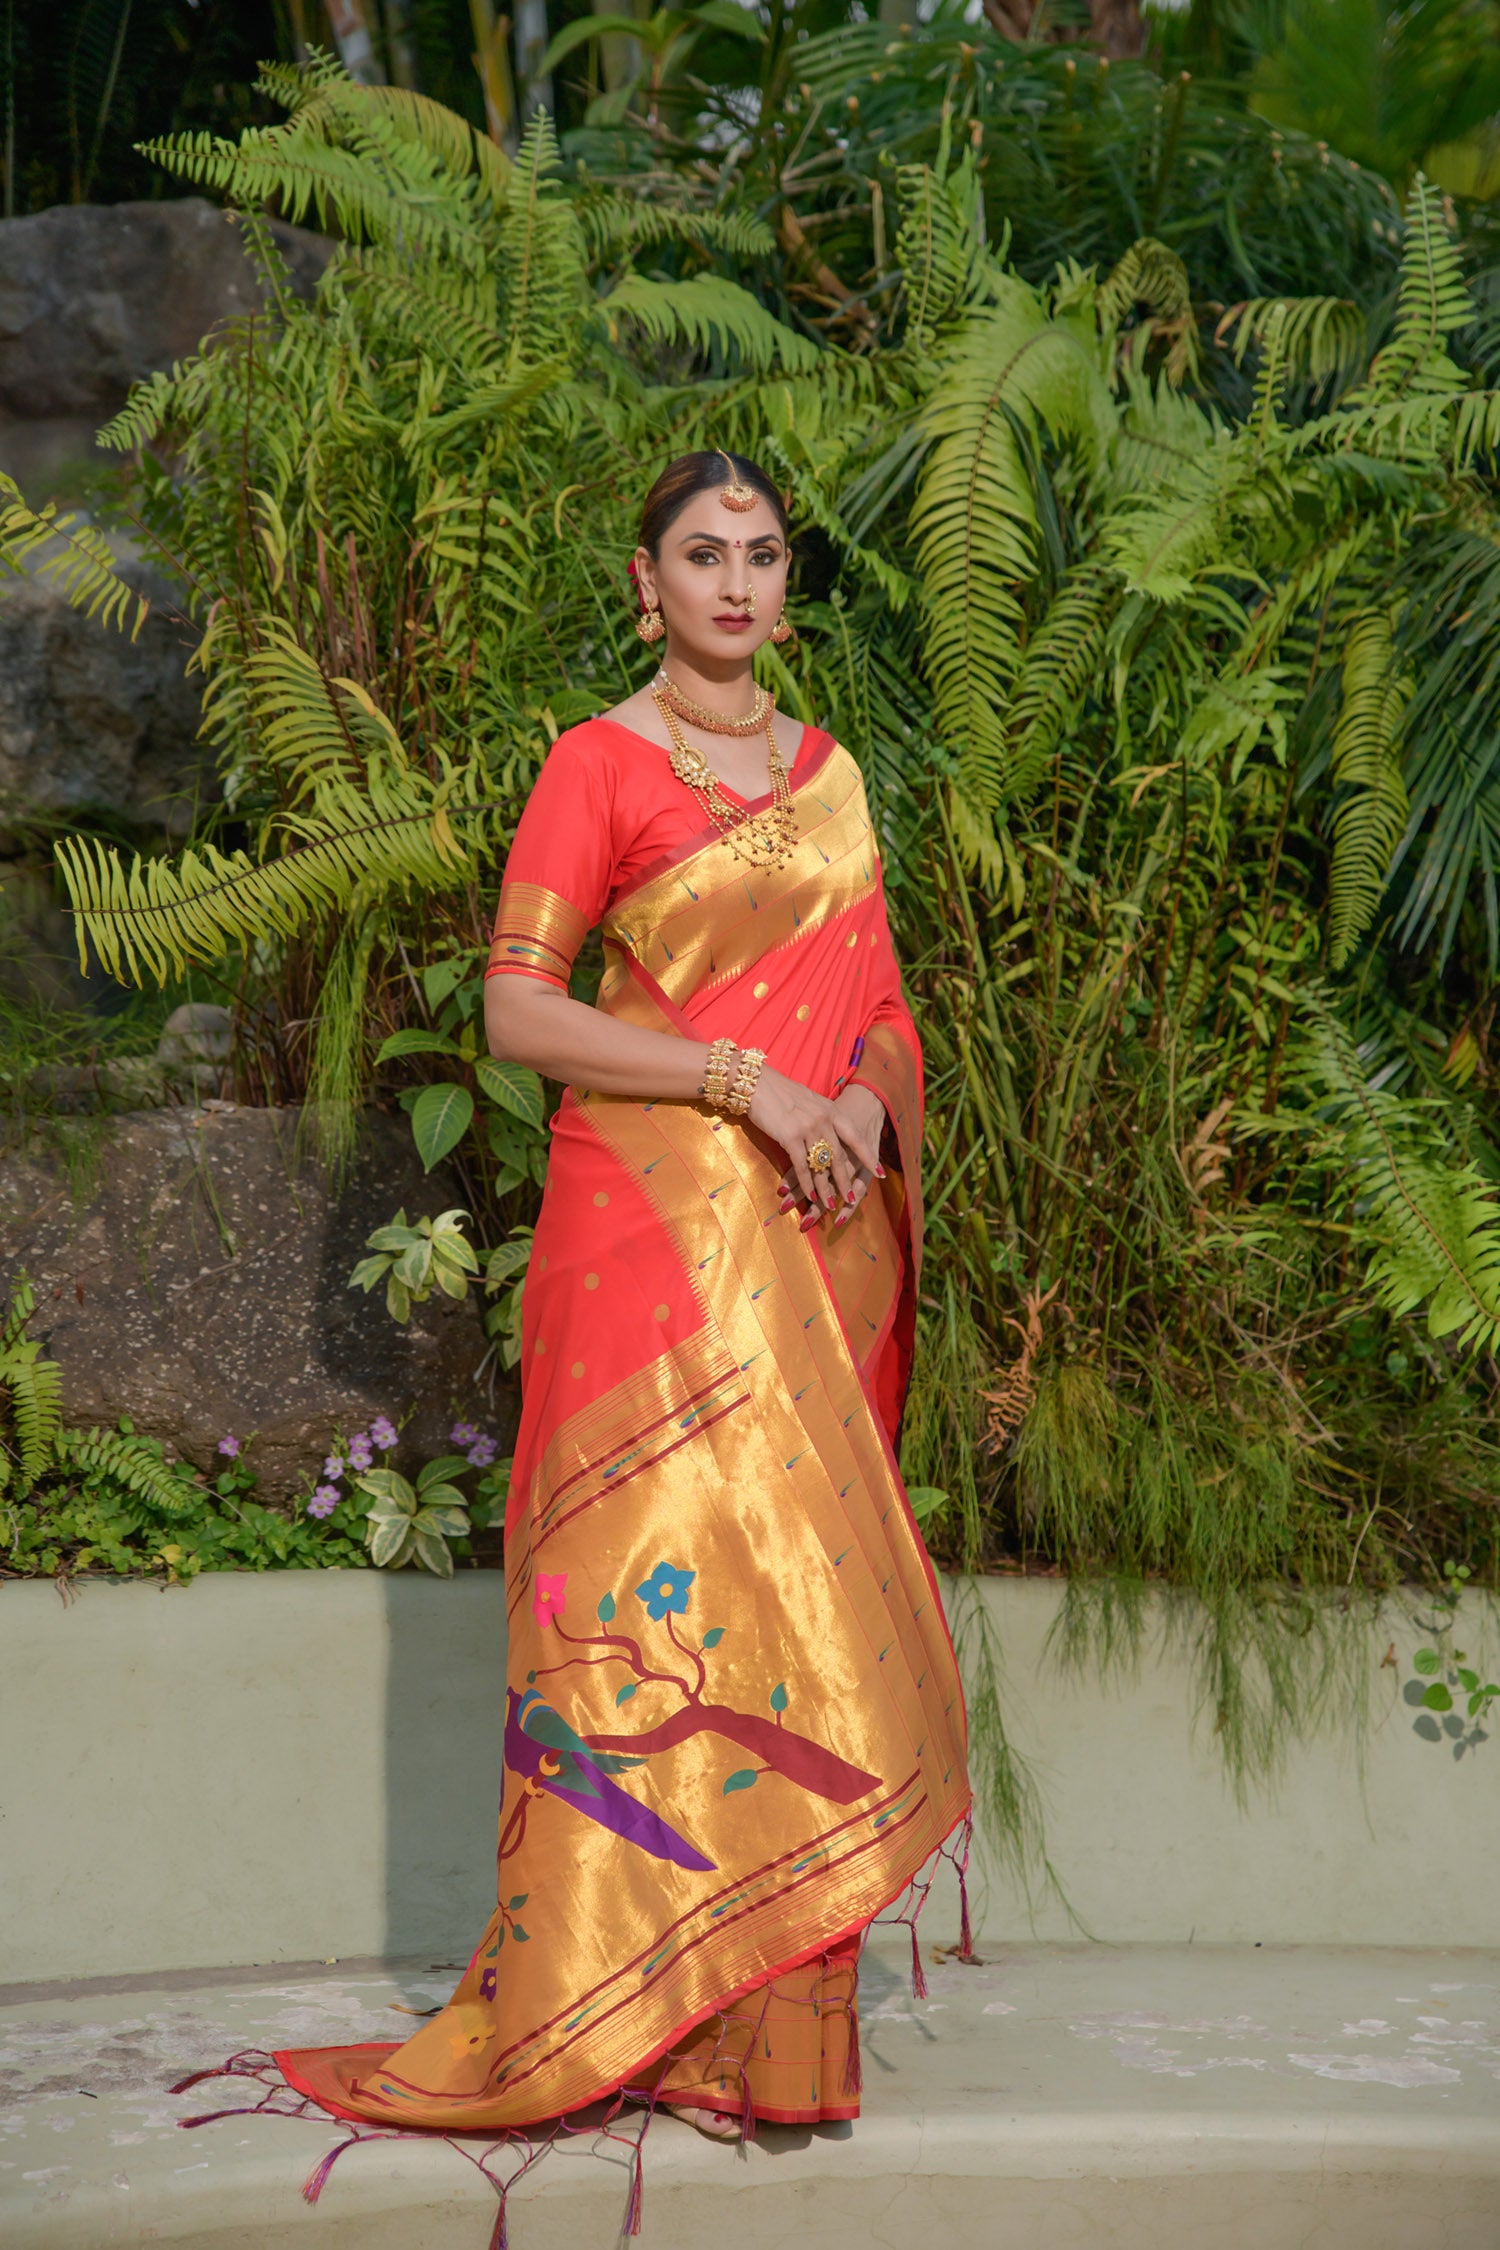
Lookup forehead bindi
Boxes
[672,503,783,550]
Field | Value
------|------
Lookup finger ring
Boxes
[806,1139,834,1174]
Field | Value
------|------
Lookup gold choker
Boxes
[654,669,774,739]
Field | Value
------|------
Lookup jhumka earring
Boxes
[771,608,793,644]
[636,604,665,644]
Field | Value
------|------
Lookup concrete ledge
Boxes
[3,1941,1498,2249]
[2,1573,1498,1983]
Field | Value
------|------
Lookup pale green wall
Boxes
[2,1574,1494,1984]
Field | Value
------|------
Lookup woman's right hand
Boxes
[747,1066,862,1221]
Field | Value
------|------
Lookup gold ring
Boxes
[806,1139,834,1174]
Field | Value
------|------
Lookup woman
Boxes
[276,450,970,2145]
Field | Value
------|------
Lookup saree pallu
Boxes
[278,718,970,2132]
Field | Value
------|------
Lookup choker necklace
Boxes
[654,669,773,738]
[651,685,797,872]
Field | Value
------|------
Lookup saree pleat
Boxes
[277,720,969,2133]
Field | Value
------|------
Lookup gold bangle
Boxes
[700,1036,738,1111]
[725,1046,766,1117]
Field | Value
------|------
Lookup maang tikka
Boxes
[716,449,758,512]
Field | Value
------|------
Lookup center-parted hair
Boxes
[639,451,790,556]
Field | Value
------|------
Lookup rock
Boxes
[0,199,332,427]
[0,1106,508,1500]
[157,1002,233,1069]
[0,561,209,837]
[27,1058,169,1113]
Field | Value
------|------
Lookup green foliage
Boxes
[349,1206,480,1321]
[53,49,1500,1823]
[356,1461,472,1575]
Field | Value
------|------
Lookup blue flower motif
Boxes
[634,1561,696,1620]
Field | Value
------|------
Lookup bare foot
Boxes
[664,2103,739,2141]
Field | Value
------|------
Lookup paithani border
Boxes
[486,880,589,989]
[850,1015,925,1286]
[505,1325,749,1625]
[330,1762,938,2123]
[601,742,881,1007]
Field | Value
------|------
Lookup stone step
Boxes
[4,1940,1498,2250]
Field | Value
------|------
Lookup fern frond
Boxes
[603,273,820,374]
[1300,1008,1500,1357]
[1098,237,1200,387]
[0,479,148,637]
[575,191,774,265]
[1218,294,1366,398]
[1326,611,1412,969]
[1348,174,1471,408]
[55,1428,202,1517]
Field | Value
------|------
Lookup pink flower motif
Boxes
[532,1572,568,1629]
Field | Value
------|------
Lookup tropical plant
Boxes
[356,1457,473,1574]
[55,54,1500,1836]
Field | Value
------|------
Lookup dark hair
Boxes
[638,451,790,556]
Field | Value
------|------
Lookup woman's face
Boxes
[634,489,788,671]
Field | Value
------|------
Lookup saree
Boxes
[277,715,970,2133]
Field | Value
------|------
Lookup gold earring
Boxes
[771,608,793,644]
[636,605,665,644]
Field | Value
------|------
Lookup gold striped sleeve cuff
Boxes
[485,882,589,991]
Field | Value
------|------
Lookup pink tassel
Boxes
[841,2013,863,2099]
[179,2103,272,2130]
[623,2143,644,2238]
[487,2191,509,2250]
[302,2134,358,2206]
[908,1923,929,2000]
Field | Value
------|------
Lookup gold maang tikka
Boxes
[716,449,758,512]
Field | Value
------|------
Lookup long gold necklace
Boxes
[651,685,797,872]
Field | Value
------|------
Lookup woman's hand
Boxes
[749,1071,887,1230]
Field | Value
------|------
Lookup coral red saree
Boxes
[277,715,970,2133]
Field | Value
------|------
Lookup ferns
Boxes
[0,1280,197,1516]
[53,1429,202,1519]
[0,476,148,637]
[1327,611,1412,968]
[603,273,821,374]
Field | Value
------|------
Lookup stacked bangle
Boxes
[725,1046,766,1116]
[699,1037,737,1110]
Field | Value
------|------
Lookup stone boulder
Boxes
[0,1106,509,1500]
[0,560,207,837]
[0,199,332,428]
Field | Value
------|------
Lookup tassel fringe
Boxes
[908,1922,929,2000]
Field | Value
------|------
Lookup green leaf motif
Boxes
[769,1681,788,1712]
[722,1768,758,1794]
[1412,1647,1442,1676]
[411,1081,475,1171]
[701,1625,724,1647]
[615,1681,638,1705]
[598,1591,616,1623]
[1421,1681,1454,1712]
[511,1923,530,1942]
[508,1893,528,1909]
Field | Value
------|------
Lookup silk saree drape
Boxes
[277,717,970,2133]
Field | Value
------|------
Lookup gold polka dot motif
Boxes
[593,1191,610,1208]
[796,1004,810,1022]
[653,1303,670,1322]
[571,1361,586,1379]
[753,980,770,998]
[584,1272,599,1290]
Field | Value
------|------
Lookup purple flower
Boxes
[450,1420,477,1447]
[217,1434,240,1458]
[308,1485,339,1519]
[371,1415,398,1451]
[466,1434,497,1468]
[479,1967,497,2001]
[634,1561,696,1621]
[347,1432,375,1471]
[323,1455,345,1481]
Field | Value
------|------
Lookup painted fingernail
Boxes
[800,1211,820,1232]
[778,1197,794,1213]
[845,1189,857,1203]
[835,1212,849,1227]
[875,1164,886,1179]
